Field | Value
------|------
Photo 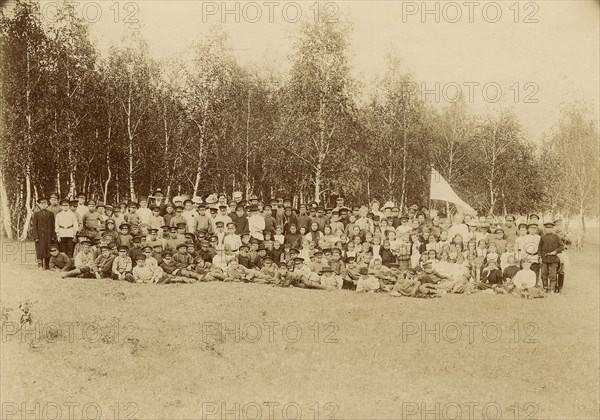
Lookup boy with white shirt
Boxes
[224,222,241,253]
[55,198,79,258]
[136,197,152,225]
[182,199,198,233]
[247,204,265,241]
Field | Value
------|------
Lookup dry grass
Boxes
[1,230,598,419]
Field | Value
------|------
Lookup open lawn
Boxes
[1,230,599,419]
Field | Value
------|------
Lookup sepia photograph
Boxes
[0,0,599,418]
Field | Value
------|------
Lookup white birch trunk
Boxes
[1,171,14,240]
[19,165,33,242]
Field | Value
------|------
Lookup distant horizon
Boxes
[2,0,599,144]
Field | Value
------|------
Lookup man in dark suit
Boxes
[32,197,55,269]
[538,219,564,293]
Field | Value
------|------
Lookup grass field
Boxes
[1,230,599,419]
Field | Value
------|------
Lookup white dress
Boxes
[513,269,536,289]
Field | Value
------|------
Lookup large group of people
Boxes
[30,189,570,298]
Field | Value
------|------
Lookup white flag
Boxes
[430,167,475,214]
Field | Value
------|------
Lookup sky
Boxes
[4,0,600,143]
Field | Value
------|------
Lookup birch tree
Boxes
[168,28,236,197]
[542,103,599,233]
[106,25,158,200]
[476,111,524,214]
[366,57,426,208]
[0,0,51,239]
[278,9,359,203]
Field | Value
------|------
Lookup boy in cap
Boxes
[528,213,541,227]
[197,239,217,262]
[212,204,233,231]
[110,203,125,229]
[295,204,312,233]
[319,266,343,290]
[286,256,324,289]
[213,221,227,251]
[136,197,152,225]
[169,205,185,228]
[329,211,344,236]
[62,239,96,278]
[181,199,198,233]
[511,256,544,298]
[75,193,89,220]
[149,205,165,230]
[55,198,79,258]
[129,236,144,264]
[231,204,250,235]
[259,256,278,278]
[165,225,183,251]
[356,267,380,292]
[502,215,518,244]
[95,245,116,278]
[488,226,507,253]
[150,188,167,214]
[125,201,141,227]
[32,197,56,269]
[247,204,265,241]
[213,244,237,271]
[417,260,449,285]
[237,244,253,268]
[118,223,133,248]
[111,246,134,281]
[390,267,436,297]
[223,222,242,253]
[132,254,166,284]
[49,244,73,272]
[312,206,330,232]
[82,200,102,240]
[225,258,257,283]
[170,243,202,281]
[308,249,326,273]
[502,254,520,281]
[47,193,61,215]
[151,243,164,265]
[479,258,503,290]
[522,223,541,280]
[68,199,82,229]
[328,248,347,276]
[538,219,564,293]
[193,255,225,282]
[140,245,160,269]
[145,228,164,249]
[162,203,175,227]
[96,203,109,224]
[193,204,212,235]
[260,204,276,235]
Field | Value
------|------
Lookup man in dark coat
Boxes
[32,197,55,269]
[538,219,564,293]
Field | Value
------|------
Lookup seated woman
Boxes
[511,256,544,298]
[369,257,396,288]
[391,267,439,298]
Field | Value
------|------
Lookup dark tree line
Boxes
[1,0,598,240]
